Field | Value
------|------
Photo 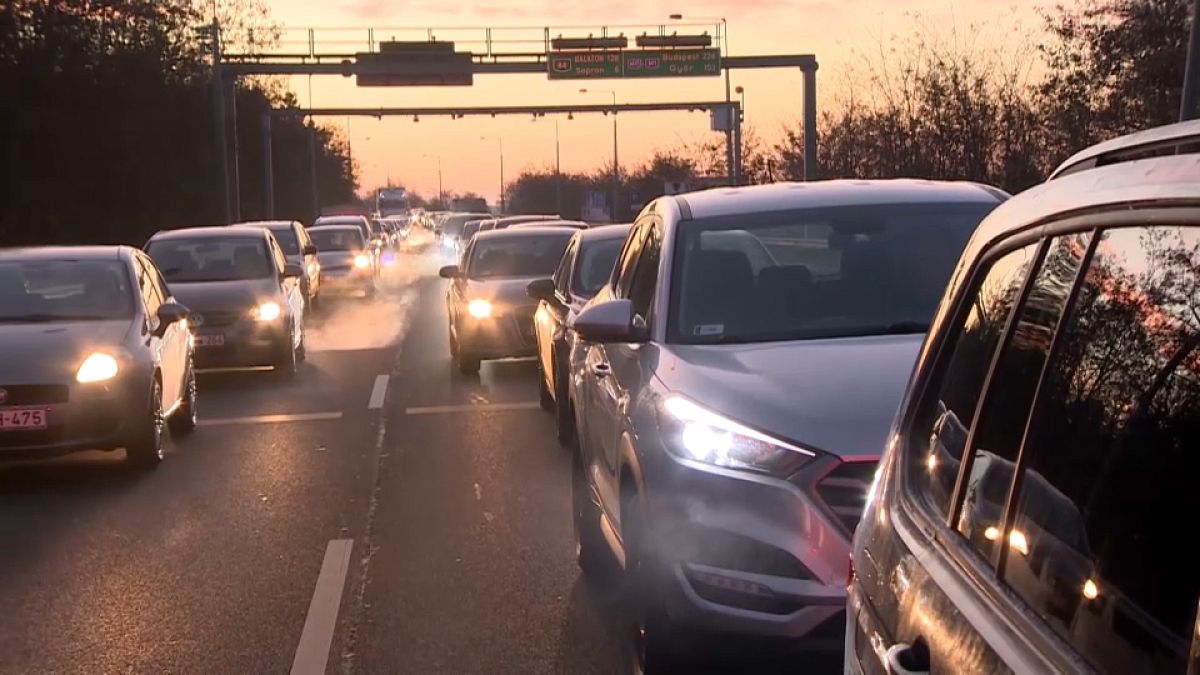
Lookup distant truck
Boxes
[451,197,488,213]
[377,188,410,217]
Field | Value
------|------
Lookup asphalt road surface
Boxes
[0,241,835,675]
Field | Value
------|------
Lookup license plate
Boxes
[195,334,226,347]
[0,408,48,430]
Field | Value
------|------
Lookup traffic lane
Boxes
[0,310,402,674]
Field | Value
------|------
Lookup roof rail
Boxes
[1049,119,1200,180]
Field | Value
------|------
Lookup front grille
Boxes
[0,385,69,406]
[192,309,244,328]
[686,568,805,615]
[815,461,877,534]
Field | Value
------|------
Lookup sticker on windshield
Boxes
[694,324,724,337]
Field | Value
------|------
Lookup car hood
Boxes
[464,276,543,308]
[0,320,132,381]
[168,279,279,312]
[655,334,924,460]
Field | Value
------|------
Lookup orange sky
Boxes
[259,0,1063,203]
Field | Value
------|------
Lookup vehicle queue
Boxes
[1,121,1198,674]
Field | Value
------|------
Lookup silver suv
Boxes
[849,121,1200,674]
[566,180,1004,670]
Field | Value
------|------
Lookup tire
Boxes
[295,322,307,364]
[554,363,574,447]
[168,363,197,438]
[458,350,481,375]
[573,443,613,579]
[538,360,554,412]
[364,282,377,299]
[624,491,688,674]
[273,327,298,377]
[126,377,165,469]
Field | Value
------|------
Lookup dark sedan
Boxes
[526,224,629,443]
[145,226,306,375]
[0,247,194,466]
[439,226,577,375]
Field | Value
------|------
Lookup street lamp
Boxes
[422,153,444,207]
[579,88,619,222]
[670,13,736,183]
[480,136,505,214]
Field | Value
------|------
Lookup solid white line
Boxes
[404,401,541,415]
[197,412,343,427]
[290,539,354,675]
[367,375,389,410]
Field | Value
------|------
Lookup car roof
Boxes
[232,220,296,229]
[673,179,1006,220]
[471,226,581,242]
[495,214,559,223]
[0,245,129,262]
[577,223,632,243]
[147,225,268,241]
[1050,118,1200,179]
[307,224,362,233]
[314,215,367,223]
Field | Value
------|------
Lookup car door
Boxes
[268,236,303,339]
[297,223,319,293]
[540,236,578,395]
[146,255,189,407]
[134,255,180,407]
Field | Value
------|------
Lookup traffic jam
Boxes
[1,120,1199,675]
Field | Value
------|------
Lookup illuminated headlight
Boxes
[76,352,120,383]
[354,254,371,269]
[658,395,816,476]
[467,299,493,319]
[442,238,457,249]
[307,262,318,275]
[250,301,282,322]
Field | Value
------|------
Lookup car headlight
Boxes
[354,254,371,269]
[467,299,493,318]
[442,237,457,249]
[658,395,817,476]
[250,301,282,322]
[76,352,120,383]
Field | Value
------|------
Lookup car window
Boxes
[573,237,625,299]
[0,259,136,322]
[626,222,662,325]
[311,228,364,251]
[952,233,1092,562]
[268,237,287,273]
[141,253,173,305]
[135,255,164,318]
[553,237,579,297]
[271,226,301,255]
[613,223,647,297]
[909,243,1038,519]
[667,202,995,344]
[1000,225,1200,674]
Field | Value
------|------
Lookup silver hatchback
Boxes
[566,180,1004,670]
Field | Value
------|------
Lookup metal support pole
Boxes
[732,103,743,186]
[1182,0,1200,121]
[211,21,231,223]
[555,121,562,215]
[438,156,444,208]
[499,139,506,214]
[228,76,242,221]
[611,109,619,222]
[262,115,274,218]
[308,124,319,220]
[802,67,818,181]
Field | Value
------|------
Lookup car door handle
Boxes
[885,641,931,675]
[590,362,611,378]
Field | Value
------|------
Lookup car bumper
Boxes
[457,311,537,360]
[0,375,152,457]
[193,321,288,368]
[321,269,375,294]
[642,448,875,647]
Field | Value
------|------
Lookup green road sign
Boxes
[547,49,720,80]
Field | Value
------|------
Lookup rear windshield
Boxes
[146,237,272,283]
[0,260,134,322]
[467,234,574,279]
[310,228,364,252]
[269,227,300,255]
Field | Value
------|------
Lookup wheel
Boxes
[538,360,554,412]
[295,322,307,364]
[364,282,377,299]
[167,363,197,437]
[554,361,574,447]
[126,377,165,469]
[449,321,459,358]
[457,350,481,375]
[623,490,689,674]
[273,327,298,377]
[573,442,613,579]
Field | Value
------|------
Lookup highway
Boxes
[0,244,831,675]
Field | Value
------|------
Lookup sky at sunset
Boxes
[257,0,1064,203]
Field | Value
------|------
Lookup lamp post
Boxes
[579,88,619,222]
[424,153,444,207]
[480,136,504,214]
[555,120,562,215]
[669,14,735,183]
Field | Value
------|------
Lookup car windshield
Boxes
[310,228,364,251]
[0,260,134,321]
[444,215,488,238]
[146,237,272,283]
[269,227,301,255]
[316,218,369,239]
[669,202,995,344]
[467,234,574,279]
[573,238,624,297]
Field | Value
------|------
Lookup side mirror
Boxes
[283,263,304,278]
[155,302,189,336]
[303,244,318,256]
[438,265,462,279]
[571,299,646,343]
[526,278,557,303]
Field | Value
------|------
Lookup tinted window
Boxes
[1002,225,1200,673]
[953,234,1091,561]
[613,225,646,297]
[573,238,625,298]
[466,234,573,279]
[270,227,301,255]
[146,237,272,282]
[911,243,1037,519]
[0,260,135,321]
[553,238,579,296]
[667,202,994,344]
[310,228,364,251]
[627,224,662,323]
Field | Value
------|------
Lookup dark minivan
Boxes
[849,121,1200,675]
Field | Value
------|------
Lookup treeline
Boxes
[506,0,1190,219]
[0,0,355,246]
